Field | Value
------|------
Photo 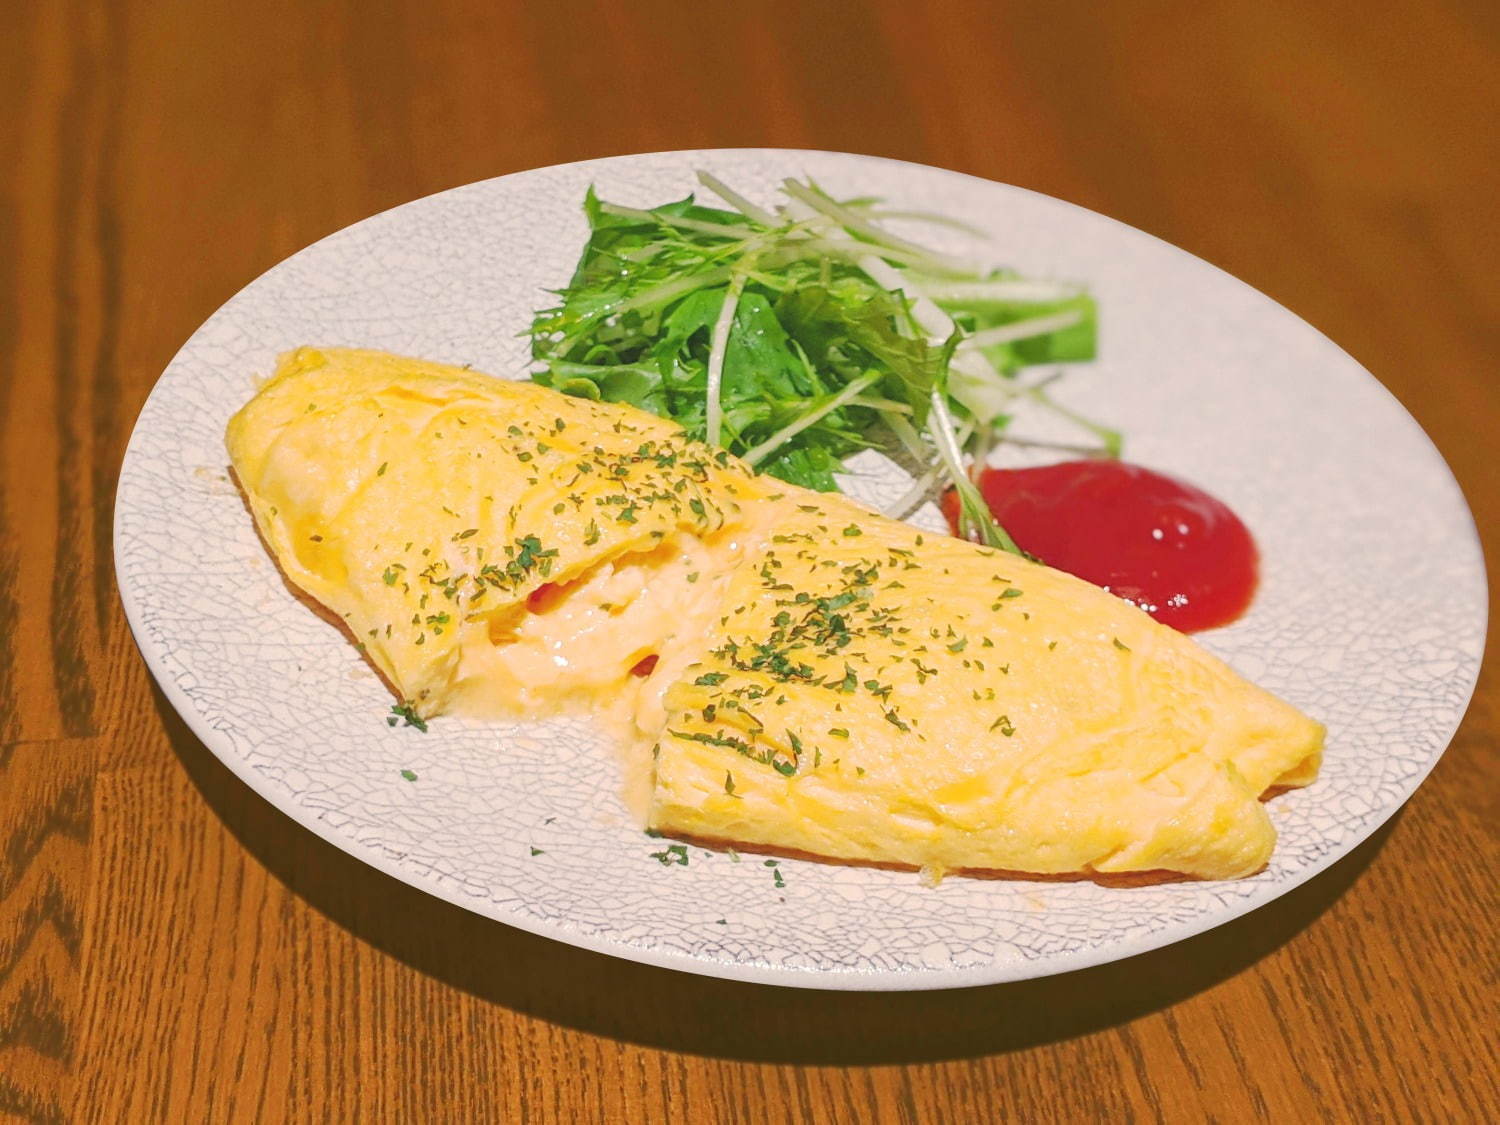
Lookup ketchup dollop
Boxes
[947,460,1258,632]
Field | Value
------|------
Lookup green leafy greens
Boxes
[528,173,1116,553]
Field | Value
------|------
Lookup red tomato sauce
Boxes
[947,460,1258,632]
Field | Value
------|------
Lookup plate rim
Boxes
[113,146,1489,991]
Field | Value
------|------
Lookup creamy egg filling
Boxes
[448,524,760,816]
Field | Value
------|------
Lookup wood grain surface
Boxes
[3,1,1497,1121]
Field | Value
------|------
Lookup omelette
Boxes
[227,346,1323,881]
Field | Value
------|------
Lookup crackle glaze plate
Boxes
[115,150,1486,990]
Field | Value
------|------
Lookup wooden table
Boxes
[4,2,1496,1120]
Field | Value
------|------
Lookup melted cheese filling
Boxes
[448,525,757,817]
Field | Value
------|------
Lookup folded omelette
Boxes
[226,346,1323,880]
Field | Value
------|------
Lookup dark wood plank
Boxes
[0,743,93,1125]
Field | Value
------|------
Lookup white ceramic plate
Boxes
[115,150,1486,990]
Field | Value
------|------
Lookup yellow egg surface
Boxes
[648,492,1323,880]
[225,346,756,714]
[227,347,1323,881]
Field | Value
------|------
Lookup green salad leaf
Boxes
[528,174,1116,552]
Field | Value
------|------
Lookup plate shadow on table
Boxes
[156,690,1391,1067]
